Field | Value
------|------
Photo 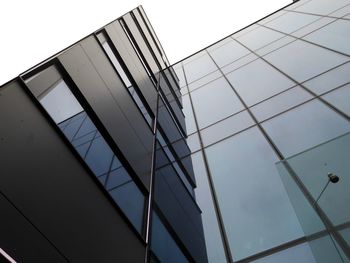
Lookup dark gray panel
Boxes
[105,21,158,115]
[155,166,207,263]
[123,13,160,77]
[58,41,152,189]
[157,98,196,185]
[131,9,166,70]
[26,66,61,97]
[0,81,145,262]
[0,193,66,262]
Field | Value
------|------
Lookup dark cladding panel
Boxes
[123,13,160,78]
[157,97,196,185]
[0,81,145,262]
[0,194,66,263]
[58,42,152,189]
[105,21,158,115]
[79,36,154,159]
[154,160,207,262]
[132,8,166,70]
[138,6,170,66]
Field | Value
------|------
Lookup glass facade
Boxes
[173,0,350,261]
[2,0,350,262]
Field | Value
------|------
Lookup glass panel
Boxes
[157,132,194,196]
[188,70,222,92]
[97,33,153,127]
[304,62,350,94]
[226,59,295,106]
[237,26,285,51]
[250,86,313,122]
[190,77,244,128]
[209,39,250,68]
[264,12,320,34]
[330,4,350,17]
[262,100,350,157]
[181,94,197,134]
[151,211,189,263]
[340,228,350,246]
[232,24,259,38]
[292,17,336,38]
[25,68,145,234]
[183,52,218,83]
[264,40,348,82]
[293,0,350,16]
[251,243,316,263]
[256,36,295,57]
[258,10,287,25]
[191,152,227,263]
[276,131,350,262]
[186,133,201,153]
[304,19,350,55]
[173,64,186,88]
[200,110,255,146]
[221,53,258,75]
[322,83,350,116]
[38,80,83,123]
[205,127,303,260]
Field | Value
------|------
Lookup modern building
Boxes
[1,0,350,262]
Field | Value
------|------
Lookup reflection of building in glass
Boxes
[1,0,350,262]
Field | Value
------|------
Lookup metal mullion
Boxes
[258,23,350,58]
[130,11,183,110]
[233,37,350,122]
[286,6,350,21]
[227,39,350,259]
[182,64,234,263]
[144,73,161,263]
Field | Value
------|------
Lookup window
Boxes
[25,66,146,234]
[97,32,153,127]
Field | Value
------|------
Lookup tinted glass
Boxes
[304,19,350,55]
[205,127,303,260]
[226,59,295,106]
[293,0,350,15]
[264,40,348,82]
[264,12,319,34]
[190,77,244,128]
[262,100,350,157]
[209,39,250,68]
[291,17,336,38]
[251,243,316,263]
[237,26,285,51]
[191,152,227,263]
[303,62,350,95]
[322,83,350,116]
[221,53,258,74]
[183,52,218,83]
[200,110,255,146]
[151,212,189,263]
[27,69,145,234]
[98,33,153,127]
[188,70,222,92]
[181,94,197,134]
[250,86,313,121]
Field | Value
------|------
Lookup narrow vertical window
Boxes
[25,66,146,234]
[97,31,153,128]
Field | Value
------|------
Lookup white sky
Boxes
[0,0,290,85]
